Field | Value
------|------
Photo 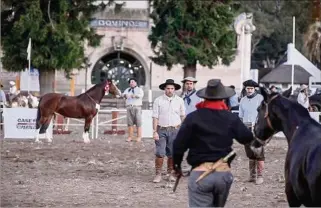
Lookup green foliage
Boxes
[237,0,312,68]
[148,0,237,70]
[1,0,111,75]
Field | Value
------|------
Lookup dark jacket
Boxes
[173,108,254,169]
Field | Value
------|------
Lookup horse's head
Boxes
[104,79,121,98]
[253,86,292,146]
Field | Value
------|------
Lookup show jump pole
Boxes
[27,38,32,94]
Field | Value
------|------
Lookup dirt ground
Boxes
[1,131,289,208]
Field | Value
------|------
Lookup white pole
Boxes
[27,38,32,94]
[291,16,295,94]
[240,25,245,91]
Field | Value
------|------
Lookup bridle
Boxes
[254,94,279,146]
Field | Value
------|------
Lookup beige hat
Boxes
[181,77,198,83]
[9,81,15,86]
[300,84,308,92]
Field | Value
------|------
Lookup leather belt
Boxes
[157,125,180,130]
[126,105,142,107]
[193,162,230,172]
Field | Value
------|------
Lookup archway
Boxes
[91,51,147,92]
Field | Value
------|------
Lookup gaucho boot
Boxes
[256,160,264,185]
[153,157,164,183]
[126,126,134,142]
[136,127,142,142]
[248,159,256,182]
[167,157,176,182]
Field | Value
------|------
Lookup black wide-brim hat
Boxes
[243,79,259,87]
[196,79,235,100]
[128,77,137,83]
[159,79,181,90]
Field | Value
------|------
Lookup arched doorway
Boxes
[91,51,146,92]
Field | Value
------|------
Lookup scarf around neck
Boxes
[183,89,196,105]
[195,100,228,110]
[246,91,257,99]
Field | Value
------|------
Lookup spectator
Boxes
[181,77,202,115]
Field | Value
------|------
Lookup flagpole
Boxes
[291,16,295,94]
[27,38,31,94]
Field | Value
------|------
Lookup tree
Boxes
[304,21,321,67]
[238,0,312,69]
[148,0,237,78]
[1,0,113,95]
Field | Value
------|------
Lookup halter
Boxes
[104,81,110,92]
[254,94,279,146]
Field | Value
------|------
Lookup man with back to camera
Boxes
[122,77,144,142]
[172,79,255,207]
[152,79,185,183]
[239,79,265,185]
[181,77,202,115]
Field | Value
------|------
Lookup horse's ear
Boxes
[282,86,292,98]
[259,86,270,102]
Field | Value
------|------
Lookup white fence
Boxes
[0,108,153,139]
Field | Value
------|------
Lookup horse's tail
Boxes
[35,97,43,129]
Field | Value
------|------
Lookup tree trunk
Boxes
[183,63,197,78]
[39,70,56,96]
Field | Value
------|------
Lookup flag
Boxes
[27,38,31,61]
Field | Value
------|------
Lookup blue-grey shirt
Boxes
[239,94,264,123]
[228,94,239,107]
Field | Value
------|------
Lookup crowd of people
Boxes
[120,76,274,207]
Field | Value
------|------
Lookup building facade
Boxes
[1,1,249,98]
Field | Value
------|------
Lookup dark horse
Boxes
[252,86,321,207]
[35,79,121,143]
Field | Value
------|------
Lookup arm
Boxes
[238,99,244,121]
[152,98,159,137]
[122,89,129,98]
[180,99,186,122]
[173,118,192,171]
[231,116,254,145]
[135,88,144,99]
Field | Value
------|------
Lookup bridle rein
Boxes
[254,94,280,146]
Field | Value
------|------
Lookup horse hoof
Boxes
[84,139,91,144]
[35,140,42,143]
[47,139,53,143]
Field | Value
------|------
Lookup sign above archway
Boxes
[90,19,149,29]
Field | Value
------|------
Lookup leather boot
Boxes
[153,157,164,183]
[127,126,134,142]
[248,159,256,182]
[136,127,142,142]
[256,160,264,184]
[167,157,176,182]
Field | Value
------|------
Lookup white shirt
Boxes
[297,92,309,109]
[122,86,144,106]
[152,94,185,127]
[9,86,18,95]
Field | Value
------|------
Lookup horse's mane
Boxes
[276,93,311,118]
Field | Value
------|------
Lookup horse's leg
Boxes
[83,117,93,144]
[285,181,302,207]
[44,115,54,143]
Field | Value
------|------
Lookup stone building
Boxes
[1,1,254,99]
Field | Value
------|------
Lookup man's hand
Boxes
[174,164,183,177]
[153,132,159,141]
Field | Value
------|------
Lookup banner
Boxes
[20,68,40,92]
[3,108,53,139]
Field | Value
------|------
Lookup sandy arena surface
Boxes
[1,131,289,208]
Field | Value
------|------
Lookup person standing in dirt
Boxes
[152,79,185,183]
[173,79,254,207]
[181,77,202,115]
[239,79,265,185]
[297,84,310,111]
[122,78,144,142]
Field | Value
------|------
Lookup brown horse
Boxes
[35,79,121,143]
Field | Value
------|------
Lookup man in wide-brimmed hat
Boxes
[173,79,254,207]
[239,79,265,185]
[181,77,202,115]
[297,84,310,110]
[151,79,185,183]
[122,77,144,142]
